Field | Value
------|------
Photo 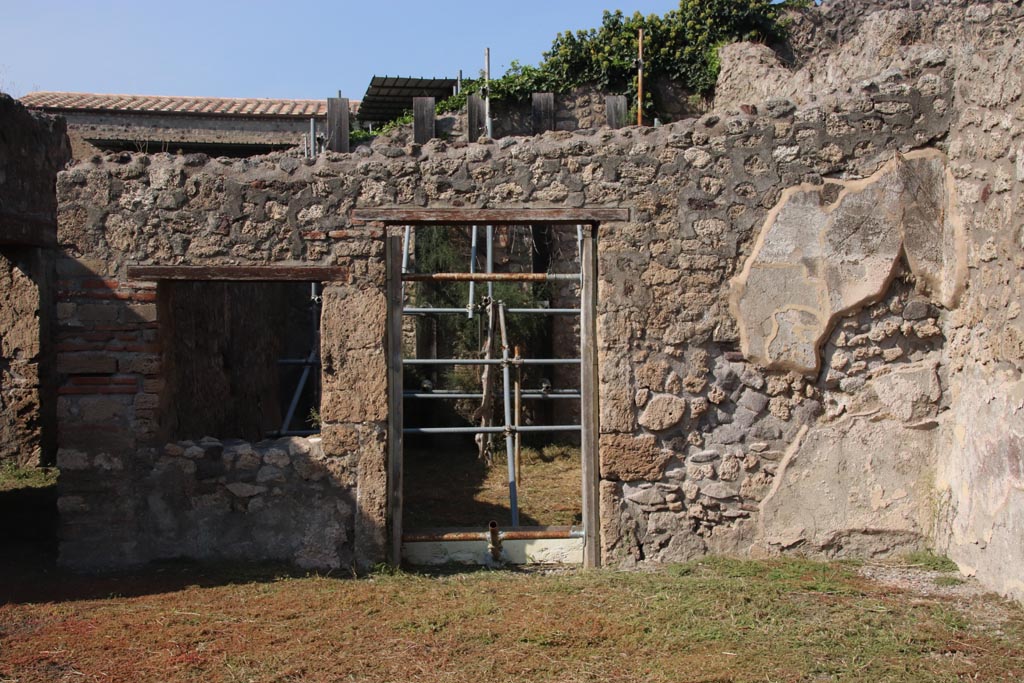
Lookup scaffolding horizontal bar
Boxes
[422,389,579,395]
[403,307,581,316]
[403,272,579,283]
[403,425,582,435]
[507,308,581,315]
[403,307,468,315]
[277,358,320,366]
[403,526,585,542]
[403,358,581,366]
[403,392,581,400]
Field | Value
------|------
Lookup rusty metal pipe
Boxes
[402,272,579,283]
[488,520,502,561]
[402,526,584,542]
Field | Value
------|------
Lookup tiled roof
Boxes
[19,91,335,118]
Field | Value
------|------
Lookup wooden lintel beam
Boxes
[352,208,630,225]
[127,265,348,282]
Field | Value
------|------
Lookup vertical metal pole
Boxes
[497,303,519,527]
[514,344,522,487]
[401,225,411,301]
[637,29,644,127]
[580,229,600,567]
[468,225,477,319]
[278,282,321,435]
[309,117,317,156]
[484,48,493,138]
[486,224,494,300]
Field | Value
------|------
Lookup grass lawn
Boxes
[2,556,1022,682]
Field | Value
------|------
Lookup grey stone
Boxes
[226,483,267,498]
[689,449,721,464]
[700,481,740,500]
[737,389,769,415]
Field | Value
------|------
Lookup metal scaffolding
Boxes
[399,224,585,529]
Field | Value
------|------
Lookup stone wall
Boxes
[931,2,1024,602]
[52,1,1024,603]
[0,94,69,466]
[55,37,953,571]
[711,0,1024,601]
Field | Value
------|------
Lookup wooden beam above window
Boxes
[126,265,348,282]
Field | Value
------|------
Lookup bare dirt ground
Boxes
[403,444,581,528]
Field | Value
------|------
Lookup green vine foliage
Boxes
[357,0,806,132]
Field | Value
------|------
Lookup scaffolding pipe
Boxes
[403,272,579,283]
[403,425,581,435]
[514,345,522,488]
[402,525,584,543]
[403,358,580,366]
[404,307,580,315]
[401,225,411,299]
[468,225,478,319]
[497,303,519,527]
[309,118,317,156]
[484,49,493,138]
[403,392,580,400]
[279,283,320,434]
[486,224,494,299]
[487,520,501,561]
[408,388,578,394]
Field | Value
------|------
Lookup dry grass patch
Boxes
[404,444,581,528]
[2,557,1023,682]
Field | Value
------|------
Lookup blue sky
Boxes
[0,1,681,101]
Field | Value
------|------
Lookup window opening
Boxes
[159,280,321,442]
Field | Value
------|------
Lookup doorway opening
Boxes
[368,209,614,568]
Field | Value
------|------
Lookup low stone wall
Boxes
[58,436,354,568]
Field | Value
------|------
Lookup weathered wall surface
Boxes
[931,3,1024,602]
[715,0,1024,601]
[55,36,954,572]
[55,152,387,569]
[0,94,69,466]
[52,1,1024,604]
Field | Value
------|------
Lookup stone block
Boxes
[600,433,671,482]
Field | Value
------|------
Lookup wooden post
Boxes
[605,95,628,129]
[580,228,601,568]
[386,236,405,566]
[636,28,644,127]
[514,345,522,487]
[412,97,435,145]
[467,93,485,141]
[532,92,555,134]
[327,97,350,153]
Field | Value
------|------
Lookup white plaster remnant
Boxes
[729,150,967,374]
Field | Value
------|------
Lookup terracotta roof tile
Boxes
[19,91,335,118]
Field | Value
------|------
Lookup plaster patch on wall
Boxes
[729,149,966,375]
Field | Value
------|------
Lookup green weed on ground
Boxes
[0,463,58,492]
[903,550,960,572]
